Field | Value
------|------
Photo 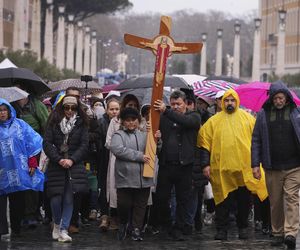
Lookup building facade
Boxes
[260,0,300,76]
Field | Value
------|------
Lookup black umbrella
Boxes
[0,67,50,95]
[205,75,248,85]
[116,73,191,90]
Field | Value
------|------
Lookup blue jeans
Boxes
[50,181,73,230]
[185,186,204,226]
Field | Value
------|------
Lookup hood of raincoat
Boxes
[0,98,16,125]
[263,80,295,108]
[221,89,240,113]
[198,93,268,205]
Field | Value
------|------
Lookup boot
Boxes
[214,230,227,240]
[99,215,109,232]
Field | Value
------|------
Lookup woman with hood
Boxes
[0,98,44,238]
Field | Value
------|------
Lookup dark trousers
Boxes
[254,195,270,227]
[155,164,193,229]
[0,192,25,235]
[215,186,251,231]
[24,190,39,220]
[98,169,109,216]
[71,193,82,227]
[117,188,150,229]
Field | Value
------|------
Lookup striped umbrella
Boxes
[193,80,238,98]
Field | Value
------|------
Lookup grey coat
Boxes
[251,81,300,170]
[110,129,154,188]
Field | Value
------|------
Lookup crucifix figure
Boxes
[124,16,202,177]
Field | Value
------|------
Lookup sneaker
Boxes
[131,228,143,241]
[214,230,227,240]
[118,224,127,241]
[147,226,160,235]
[58,230,72,243]
[239,228,248,240]
[89,210,97,221]
[270,235,284,246]
[204,212,214,226]
[52,223,60,240]
[68,224,79,234]
[284,235,296,249]
[27,219,38,229]
[81,217,91,226]
[254,220,262,231]
[99,215,110,232]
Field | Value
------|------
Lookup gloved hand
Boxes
[192,165,208,188]
[28,156,38,176]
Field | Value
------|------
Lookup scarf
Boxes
[60,114,77,143]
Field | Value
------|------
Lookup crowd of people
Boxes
[0,81,300,249]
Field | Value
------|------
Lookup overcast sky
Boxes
[128,0,258,15]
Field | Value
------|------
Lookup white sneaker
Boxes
[58,230,72,242]
[204,212,215,225]
[52,223,60,240]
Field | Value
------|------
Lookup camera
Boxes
[81,75,93,82]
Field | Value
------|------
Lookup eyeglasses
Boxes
[63,105,77,111]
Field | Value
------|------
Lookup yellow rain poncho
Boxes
[197,89,268,205]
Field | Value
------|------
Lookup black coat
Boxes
[97,113,110,182]
[158,108,201,167]
[43,118,89,197]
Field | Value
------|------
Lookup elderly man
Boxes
[198,89,267,241]
[252,81,300,249]
[153,90,201,240]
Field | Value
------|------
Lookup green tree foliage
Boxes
[268,72,300,86]
[0,50,79,82]
[41,0,132,21]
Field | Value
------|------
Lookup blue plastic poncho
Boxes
[0,98,44,195]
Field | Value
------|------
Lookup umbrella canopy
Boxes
[121,88,171,106]
[116,73,191,90]
[0,87,29,103]
[206,75,248,84]
[235,82,300,112]
[0,58,17,69]
[101,83,119,94]
[0,67,50,95]
[173,74,207,88]
[193,79,238,98]
[48,78,101,92]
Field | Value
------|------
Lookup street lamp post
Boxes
[233,20,241,77]
[66,13,75,70]
[56,4,66,69]
[252,18,262,81]
[200,32,207,75]
[43,0,54,63]
[215,28,223,76]
[276,9,287,76]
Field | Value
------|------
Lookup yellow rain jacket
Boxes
[197,89,268,205]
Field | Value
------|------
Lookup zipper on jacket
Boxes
[134,132,142,189]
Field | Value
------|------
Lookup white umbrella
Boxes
[0,58,17,69]
[0,87,29,103]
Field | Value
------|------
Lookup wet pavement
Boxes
[1,221,299,250]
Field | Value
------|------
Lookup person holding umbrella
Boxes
[0,98,44,238]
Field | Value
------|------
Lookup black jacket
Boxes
[43,118,89,197]
[97,113,111,181]
[252,81,300,170]
[158,108,201,167]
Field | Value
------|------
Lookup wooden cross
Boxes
[124,16,202,177]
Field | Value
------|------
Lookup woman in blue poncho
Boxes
[0,98,44,238]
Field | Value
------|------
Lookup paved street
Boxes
[1,221,299,250]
